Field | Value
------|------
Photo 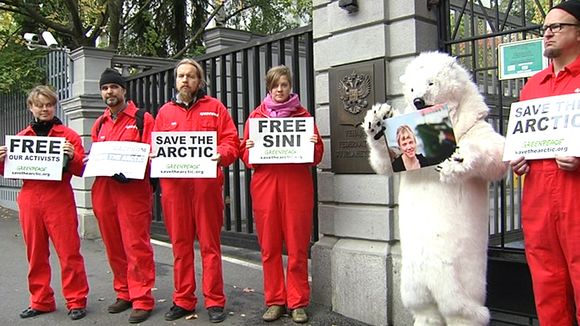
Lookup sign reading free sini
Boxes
[503,93,580,161]
[249,117,314,164]
[4,136,65,181]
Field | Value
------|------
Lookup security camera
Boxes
[42,31,59,47]
[24,33,40,43]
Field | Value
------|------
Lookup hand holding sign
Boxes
[0,146,6,161]
[555,156,580,172]
[63,141,75,160]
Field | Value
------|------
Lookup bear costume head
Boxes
[398,52,490,139]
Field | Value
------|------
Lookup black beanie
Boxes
[99,68,126,89]
[551,0,580,22]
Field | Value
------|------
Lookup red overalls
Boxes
[239,104,324,309]
[1,124,89,312]
[154,96,239,310]
[90,101,156,310]
[520,54,580,325]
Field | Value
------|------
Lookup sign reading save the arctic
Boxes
[249,117,314,164]
[503,93,580,161]
[151,131,217,178]
[4,135,65,180]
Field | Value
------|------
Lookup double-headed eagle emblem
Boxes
[338,71,371,114]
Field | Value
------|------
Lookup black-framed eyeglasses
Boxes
[539,23,580,36]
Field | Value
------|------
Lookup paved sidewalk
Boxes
[0,206,369,326]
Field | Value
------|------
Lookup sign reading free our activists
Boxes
[503,93,580,161]
[4,136,65,181]
[84,141,150,179]
[249,117,314,164]
[151,131,217,178]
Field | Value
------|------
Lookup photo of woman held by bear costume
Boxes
[391,125,429,172]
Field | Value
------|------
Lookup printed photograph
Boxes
[383,104,456,172]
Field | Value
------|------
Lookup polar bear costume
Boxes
[363,52,508,326]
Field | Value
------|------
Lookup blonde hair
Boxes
[266,65,292,91]
[27,85,57,108]
[396,125,416,146]
[175,58,207,88]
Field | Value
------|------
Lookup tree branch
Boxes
[172,2,224,59]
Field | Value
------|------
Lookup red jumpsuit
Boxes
[520,54,580,325]
[239,104,323,309]
[154,96,239,310]
[0,123,89,312]
[90,101,156,311]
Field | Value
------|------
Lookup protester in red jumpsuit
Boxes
[0,86,89,320]
[154,58,239,323]
[240,65,324,324]
[90,68,156,324]
[510,2,580,325]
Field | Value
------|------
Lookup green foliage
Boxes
[0,13,46,93]
[223,0,312,35]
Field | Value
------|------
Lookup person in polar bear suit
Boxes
[363,52,508,326]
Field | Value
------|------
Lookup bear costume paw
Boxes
[436,147,471,183]
[363,103,394,141]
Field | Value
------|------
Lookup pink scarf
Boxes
[263,93,301,118]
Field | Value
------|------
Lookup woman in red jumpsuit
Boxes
[240,65,324,324]
[0,86,89,320]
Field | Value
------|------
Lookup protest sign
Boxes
[383,104,456,173]
[503,93,580,161]
[151,131,217,178]
[249,117,314,164]
[4,136,65,180]
[84,141,150,179]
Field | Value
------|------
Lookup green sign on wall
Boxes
[498,38,548,80]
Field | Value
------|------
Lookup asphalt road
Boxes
[0,206,370,326]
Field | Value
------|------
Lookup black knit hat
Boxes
[551,0,580,22]
[99,68,126,89]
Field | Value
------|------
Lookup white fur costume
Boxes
[363,52,508,326]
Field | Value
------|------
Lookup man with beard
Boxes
[89,68,156,324]
[509,1,580,324]
[154,59,239,323]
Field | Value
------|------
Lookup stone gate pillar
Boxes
[60,47,115,239]
[311,1,439,324]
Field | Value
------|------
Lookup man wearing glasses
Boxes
[510,1,580,325]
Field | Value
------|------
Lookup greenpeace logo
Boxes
[126,125,138,129]
[199,112,219,117]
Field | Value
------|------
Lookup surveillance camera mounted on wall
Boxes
[23,31,62,50]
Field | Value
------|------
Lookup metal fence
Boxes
[123,25,315,250]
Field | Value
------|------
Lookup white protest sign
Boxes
[4,136,65,181]
[151,131,217,178]
[84,141,150,179]
[503,93,580,161]
[249,117,314,164]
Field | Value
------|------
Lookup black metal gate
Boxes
[435,0,557,323]
[125,26,316,251]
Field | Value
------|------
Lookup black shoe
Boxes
[129,309,151,323]
[164,304,194,321]
[19,307,50,319]
[108,299,132,313]
[68,308,87,320]
[208,306,226,323]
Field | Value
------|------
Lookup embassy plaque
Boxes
[329,59,385,174]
